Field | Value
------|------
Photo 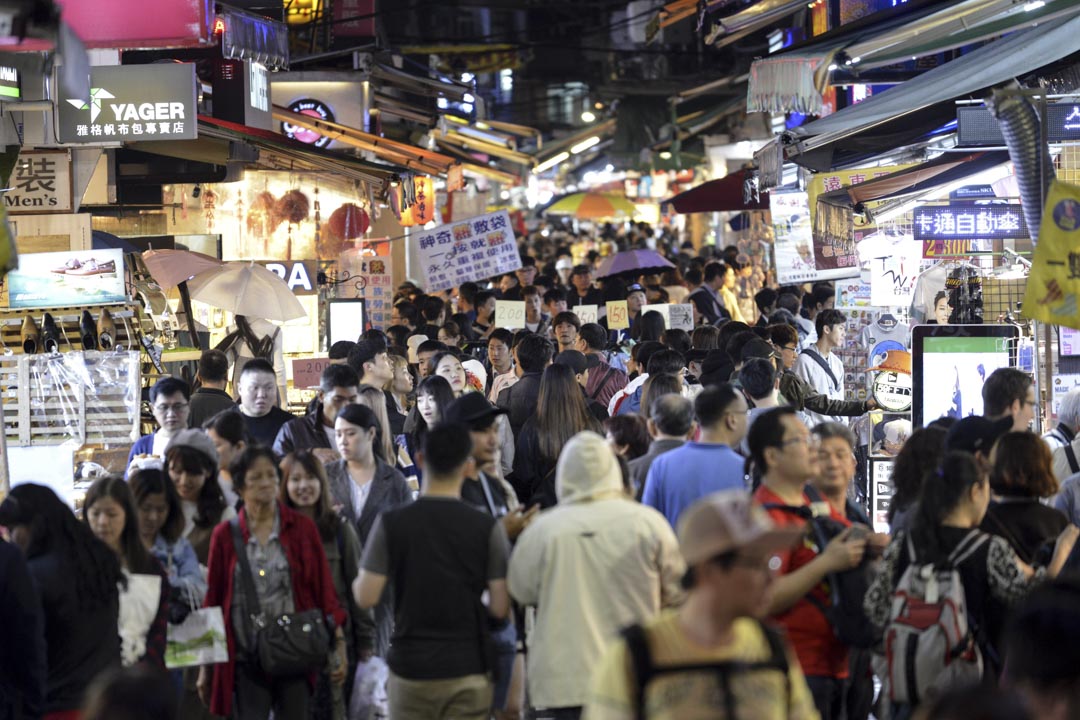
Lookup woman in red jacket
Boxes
[197,445,346,720]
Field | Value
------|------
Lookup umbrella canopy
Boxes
[544,192,638,220]
[596,249,675,279]
[141,249,224,290]
[186,261,307,322]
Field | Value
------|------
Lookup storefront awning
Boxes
[785,13,1080,171]
[663,169,769,213]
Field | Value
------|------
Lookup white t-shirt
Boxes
[793,346,846,426]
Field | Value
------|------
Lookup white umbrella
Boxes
[186,261,307,322]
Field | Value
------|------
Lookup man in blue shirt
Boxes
[643,383,749,529]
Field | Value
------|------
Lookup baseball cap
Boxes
[945,415,1012,454]
[868,349,912,374]
[406,334,429,364]
[740,338,779,363]
[626,283,647,297]
[678,490,802,565]
[553,350,600,375]
[443,393,507,431]
[165,428,220,466]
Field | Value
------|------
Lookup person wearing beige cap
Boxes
[583,490,817,720]
[508,431,684,719]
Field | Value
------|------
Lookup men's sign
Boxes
[6,150,72,214]
[58,64,198,144]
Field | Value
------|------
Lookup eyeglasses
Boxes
[780,345,798,352]
[780,435,817,448]
[154,402,189,415]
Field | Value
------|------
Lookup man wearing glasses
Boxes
[747,407,868,720]
[127,376,191,470]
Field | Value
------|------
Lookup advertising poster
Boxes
[1052,374,1080,416]
[773,192,857,284]
[338,245,393,331]
[415,210,521,292]
[6,249,125,308]
[835,281,872,308]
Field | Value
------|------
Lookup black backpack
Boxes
[762,485,882,649]
[622,619,790,720]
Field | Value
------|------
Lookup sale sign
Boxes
[495,300,526,329]
[606,300,629,329]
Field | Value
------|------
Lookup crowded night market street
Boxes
[4,1,1080,719]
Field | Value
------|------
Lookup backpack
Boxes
[762,485,881,649]
[216,316,279,382]
[886,529,989,706]
[622,620,790,720]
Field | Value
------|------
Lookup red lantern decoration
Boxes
[326,203,370,240]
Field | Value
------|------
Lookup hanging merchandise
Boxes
[868,350,913,414]
[861,234,921,307]
[1025,179,1080,329]
[946,264,983,324]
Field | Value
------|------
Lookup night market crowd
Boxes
[4,223,1080,720]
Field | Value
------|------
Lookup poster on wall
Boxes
[772,192,856,284]
[5,249,125,308]
[6,150,73,215]
[415,210,521,292]
[338,245,394,331]
[835,281,873,308]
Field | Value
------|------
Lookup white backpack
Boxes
[886,529,989,705]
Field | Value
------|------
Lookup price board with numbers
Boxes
[606,300,629,329]
[291,356,334,389]
[495,300,526,329]
[572,305,598,325]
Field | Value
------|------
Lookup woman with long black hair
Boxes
[0,484,125,720]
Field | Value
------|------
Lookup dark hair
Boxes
[230,445,280,494]
[474,291,496,313]
[203,409,252,446]
[521,284,540,298]
[916,686,1032,720]
[129,467,185,543]
[810,285,834,310]
[280,450,338,542]
[394,301,419,326]
[336,403,386,461]
[384,326,409,350]
[0,483,124,610]
[83,476,157,575]
[542,287,567,306]
[777,293,800,315]
[933,290,949,308]
[516,333,554,373]
[717,321,751,356]
[661,328,692,355]
[768,308,797,327]
[603,414,650,460]
[684,267,703,286]
[694,383,741,428]
[888,426,947,523]
[421,295,445,323]
[360,328,388,345]
[537,363,600,464]
[578,323,608,351]
[650,393,694,436]
[552,311,581,330]
[414,375,455,437]
[421,423,474,476]
[348,339,387,376]
[812,421,857,450]
[82,664,179,720]
[416,339,447,357]
[747,407,799,475]
[239,358,275,378]
[912,451,986,560]
[767,323,798,348]
[166,444,226,529]
[320,363,360,394]
[150,376,190,403]
[459,281,479,306]
[641,373,683,418]
[725,330,759,365]
[328,340,357,361]
[815,308,845,339]
[703,263,727,284]
[646,349,685,376]
[634,341,665,375]
[982,368,1033,417]
[739,357,778,401]
[570,263,592,277]
[428,350,463,385]
[990,431,1058,498]
[633,310,666,343]
[691,325,720,350]
[197,350,229,384]
[439,321,462,342]
[1003,575,1080,713]
[755,287,778,314]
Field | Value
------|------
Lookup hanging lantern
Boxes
[326,203,370,240]
[396,176,435,227]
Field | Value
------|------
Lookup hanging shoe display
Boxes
[81,310,98,350]
[21,316,39,354]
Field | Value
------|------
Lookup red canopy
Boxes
[664,169,769,213]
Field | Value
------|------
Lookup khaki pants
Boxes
[388,672,493,719]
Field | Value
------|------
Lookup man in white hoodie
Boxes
[508,432,685,720]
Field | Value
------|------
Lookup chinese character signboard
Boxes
[5,249,125,308]
[913,204,1027,241]
[415,210,521,292]
[338,246,394,331]
[57,64,198,144]
[5,150,72,214]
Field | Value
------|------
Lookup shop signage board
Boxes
[5,249,125,308]
[1051,374,1080,416]
[495,300,525,329]
[5,150,72,215]
[415,210,520,293]
[337,247,393,331]
[869,457,895,534]
[57,64,198,144]
[773,192,858,284]
[912,204,1027,241]
[1061,326,1080,356]
[281,98,334,148]
[257,260,317,295]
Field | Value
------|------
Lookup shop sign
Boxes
[5,150,72,215]
[0,65,19,99]
[337,246,394,330]
[1052,374,1080,416]
[292,356,335,390]
[834,282,872,308]
[281,99,334,148]
[773,192,858,284]
[921,238,993,258]
[58,64,197,144]
[415,210,520,293]
[6,249,125,308]
[869,458,894,533]
[913,204,1027,241]
[258,260,316,295]
[641,303,694,331]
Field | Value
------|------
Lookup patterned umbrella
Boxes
[544,192,638,220]
[595,249,675,279]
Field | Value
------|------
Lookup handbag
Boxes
[230,518,332,677]
[166,584,228,669]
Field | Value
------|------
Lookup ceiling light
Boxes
[581,110,596,123]
[570,136,601,154]
[533,152,569,173]
[659,151,672,160]
[1025,1,1045,9]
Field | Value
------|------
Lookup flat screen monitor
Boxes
[911,324,1019,428]
[328,298,366,346]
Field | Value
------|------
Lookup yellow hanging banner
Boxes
[1024,180,1080,329]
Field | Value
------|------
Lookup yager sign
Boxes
[58,64,198,144]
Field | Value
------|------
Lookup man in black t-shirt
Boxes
[235,359,295,449]
[354,424,511,719]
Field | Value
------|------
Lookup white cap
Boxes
[406,334,429,364]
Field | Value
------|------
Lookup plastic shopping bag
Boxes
[348,655,389,720]
[165,606,228,669]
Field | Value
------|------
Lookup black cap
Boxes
[741,338,779,363]
[945,415,1013,454]
[443,393,507,431]
[626,283,646,297]
[686,348,708,363]
[553,350,600,375]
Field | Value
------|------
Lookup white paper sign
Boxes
[640,303,694,331]
[415,210,521,292]
[572,304,598,325]
[1052,374,1080,416]
[495,300,526,329]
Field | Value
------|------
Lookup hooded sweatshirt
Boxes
[507,432,685,709]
